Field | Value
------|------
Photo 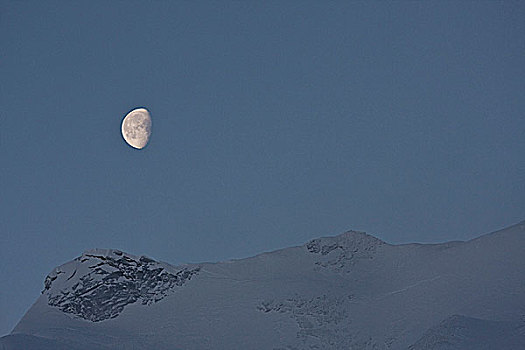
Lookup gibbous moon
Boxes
[121,108,152,149]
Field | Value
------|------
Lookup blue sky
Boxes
[1,1,524,336]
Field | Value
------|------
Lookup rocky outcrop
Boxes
[306,230,385,271]
[42,249,199,322]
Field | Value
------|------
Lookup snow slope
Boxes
[409,315,525,350]
[1,222,524,349]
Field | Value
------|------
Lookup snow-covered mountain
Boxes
[2,222,524,349]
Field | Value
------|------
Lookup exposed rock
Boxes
[306,230,385,271]
[42,249,199,322]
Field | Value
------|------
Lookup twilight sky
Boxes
[1,1,524,336]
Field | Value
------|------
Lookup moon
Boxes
[121,108,152,149]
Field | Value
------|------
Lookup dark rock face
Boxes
[306,231,385,271]
[43,250,200,322]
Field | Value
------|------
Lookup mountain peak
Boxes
[80,248,134,260]
[42,248,200,322]
[306,230,385,253]
[305,230,385,270]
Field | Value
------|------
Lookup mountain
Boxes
[2,222,524,349]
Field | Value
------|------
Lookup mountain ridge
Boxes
[2,221,524,350]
